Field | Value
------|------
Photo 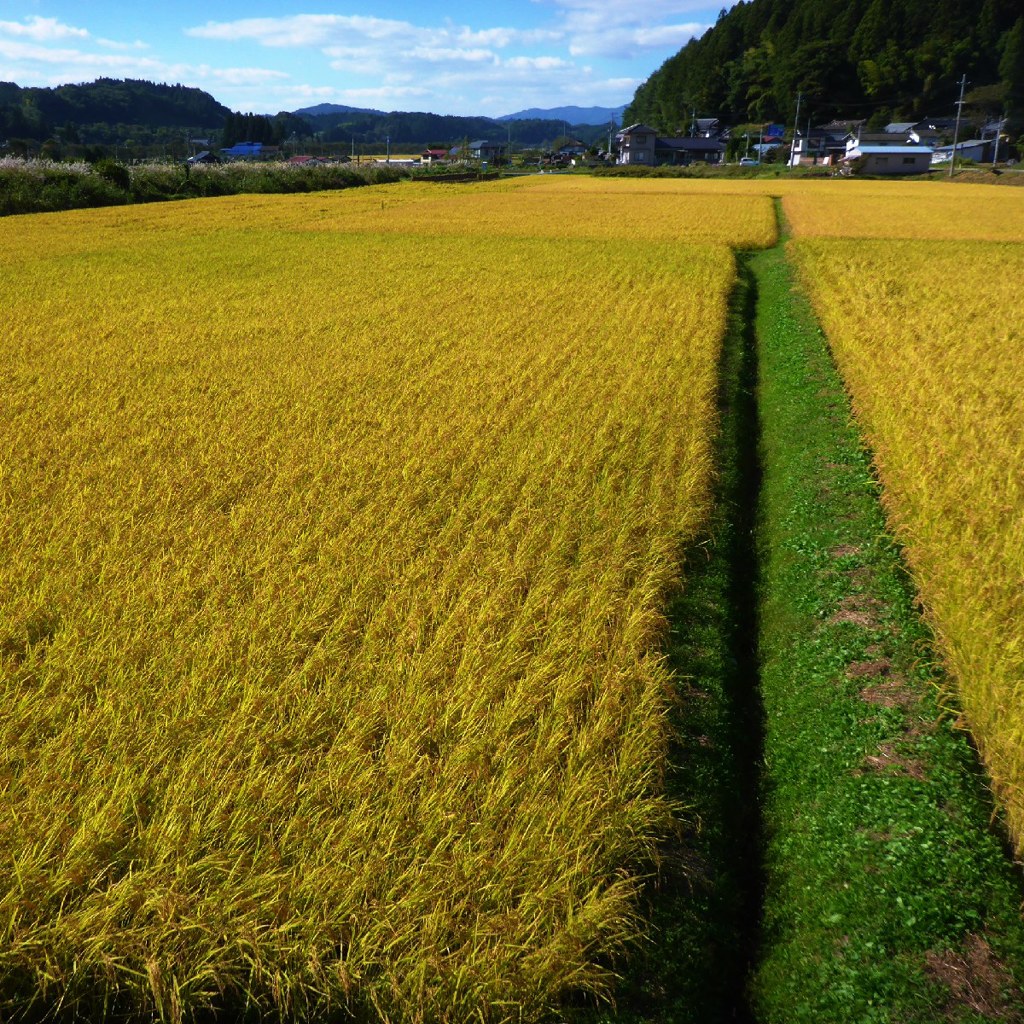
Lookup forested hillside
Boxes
[0,78,230,144]
[300,108,609,148]
[625,0,1024,136]
[0,78,610,156]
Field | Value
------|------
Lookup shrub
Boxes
[93,159,131,191]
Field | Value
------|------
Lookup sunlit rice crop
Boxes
[0,181,738,1021]
[781,178,1024,242]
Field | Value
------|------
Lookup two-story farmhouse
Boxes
[615,124,725,167]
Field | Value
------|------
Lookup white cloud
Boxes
[0,32,290,107]
[339,85,431,103]
[96,38,150,52]
[0,38,170,72]
[634,22,707,47]
[455,26,563,48]
[536,0,725,57]
[545,0,733,18]
[190,15,426,47]
[0,16,88,42]
[405,46,496,64]
[205,67,290,86]
[503,56,573,70]
[570,21,707,57]
[188,12,581,107]
[188,14,559,53]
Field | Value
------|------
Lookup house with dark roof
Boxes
[694,117,723,138]
[656,137,726,165]
[914,116,958,134]
[615,124,725,166]
[557,138,588,157]
[615,124,658,164]
[469,140,506,161]
[818,119,867,135]
[448,140,507,162]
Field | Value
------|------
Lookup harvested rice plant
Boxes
[0,180,755,1021]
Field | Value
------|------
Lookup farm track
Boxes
[747,207,1024,1021]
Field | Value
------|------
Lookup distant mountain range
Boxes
[0,78,628,150]
[498,105,627,125]
[294,102,627,126]
[286,103,618,148]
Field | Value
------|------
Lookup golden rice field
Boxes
[781,177,1024,241]
[786,183,1024,851]
[0,180,756,1021]
[231,175,778,246]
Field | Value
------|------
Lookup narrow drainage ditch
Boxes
[577,244,767,1024]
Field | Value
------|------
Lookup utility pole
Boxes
[789,90,802,169]
[949,74,967,178]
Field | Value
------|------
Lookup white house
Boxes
[843,145,933,175]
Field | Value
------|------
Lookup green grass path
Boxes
[751,226,1024,1022]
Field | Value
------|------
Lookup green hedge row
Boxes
[0,160,409,216]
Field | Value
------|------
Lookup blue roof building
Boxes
[220,141,264,158]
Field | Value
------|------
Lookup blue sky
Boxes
[0,1,736,117]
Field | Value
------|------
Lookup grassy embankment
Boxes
[585,180,1024,1023]
[749,203,1024,1022]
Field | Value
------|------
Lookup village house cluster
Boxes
[614,115,1008,174]
[193,115,1008,175]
